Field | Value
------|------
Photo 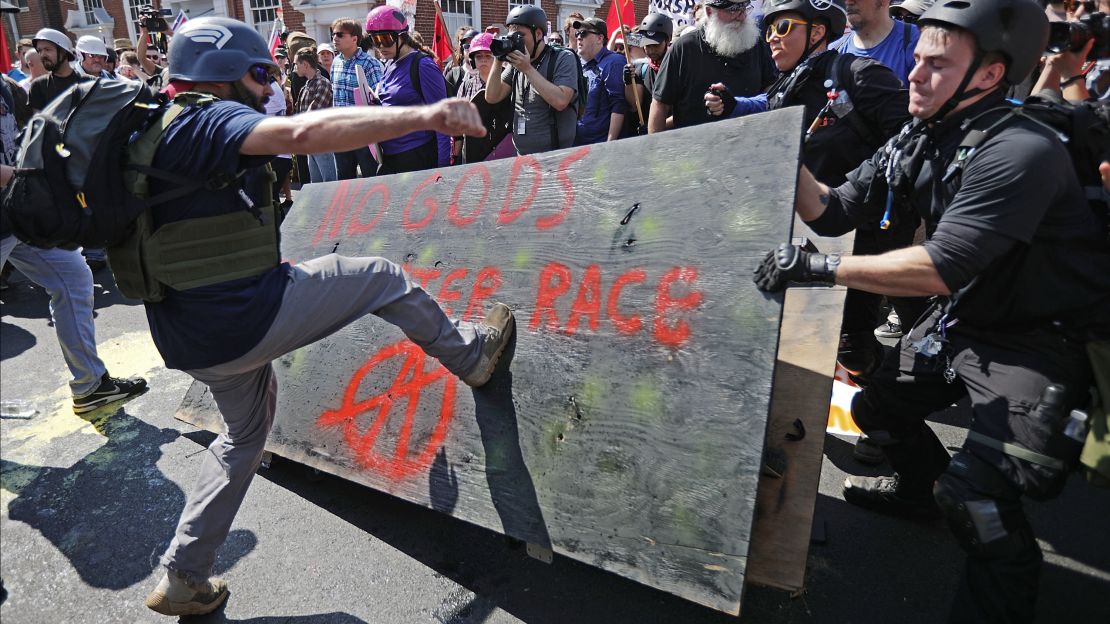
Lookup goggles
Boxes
[247,64,278,86]
[368,31,400,48]
[890,11,919,24]
[764,18,811,41]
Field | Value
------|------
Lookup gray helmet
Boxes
[32,28,74,56]
[640,13,674,39]
[763,0,848,43]
[506,5,548,34]
[918,0,1048,85]
[169,16,276,82]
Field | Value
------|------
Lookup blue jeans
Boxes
[308,153,337,183]
[1,235,107,397]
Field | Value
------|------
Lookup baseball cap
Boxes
[640,29,668,45]
[571,17,608,39]
[890,0,934,17]
[317,43,335,54]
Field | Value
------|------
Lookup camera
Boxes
[139,5,169,33]
[1046,12,1110,61]
[488,31,526,60]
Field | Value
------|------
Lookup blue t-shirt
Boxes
[834,21,919,86]
[379,52,450,165]
[144,100,291,371]
[575,47,628,145]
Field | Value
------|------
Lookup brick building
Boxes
[5,0,651,65]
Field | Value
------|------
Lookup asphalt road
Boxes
[2,266,1108,624]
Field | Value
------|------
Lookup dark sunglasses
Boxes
[331,31,349,39]
[574,30,601,39]
[890,11,919,23]
[247,64,277,86]
[368,32,399,48]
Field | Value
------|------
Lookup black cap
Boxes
[571,17,608,39]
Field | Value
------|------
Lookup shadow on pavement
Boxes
[0,320,36,360]
[181,608,369,624]
[0,405,255,590]
[0,265,140,323]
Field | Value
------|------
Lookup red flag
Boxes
[431,1,454,69]
[0,21,11,74]
[606,0,636,45]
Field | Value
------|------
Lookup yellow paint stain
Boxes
[417,244,439,265]
[512,249,531,269]
[1,331,163,449]
[703,564,729,572]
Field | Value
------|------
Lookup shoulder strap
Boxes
[544,47,562,149]
[410,52,427,104]
[902,21,911,51]
[828,54,885,148]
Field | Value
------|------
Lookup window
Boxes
[508,0,537,9]
[247,0,282,36]
[82,0,105,25]
[441,0,478,38]
[126,0,149,38]
[15,0,29,12]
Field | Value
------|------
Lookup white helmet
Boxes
[76,35,109,57]
[32,28,74,56]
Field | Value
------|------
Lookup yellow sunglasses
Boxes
[764,18,811,42]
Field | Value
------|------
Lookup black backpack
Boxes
[945,92,1110,243]
[1,78,169,249]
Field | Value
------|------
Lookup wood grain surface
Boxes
[177,107,807,614]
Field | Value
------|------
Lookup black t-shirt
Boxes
[652,27,776,129]
[768,51,909,186]
[829,95,1110,328]
[28,72,91,112]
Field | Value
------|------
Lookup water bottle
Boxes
[0,399,37,418]
[1064,409,1089,443]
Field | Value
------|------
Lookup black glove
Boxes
[753,243,840,292]
[623,64,643,86]
[706,85,736,118]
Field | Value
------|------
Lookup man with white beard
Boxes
[648,0,776,132]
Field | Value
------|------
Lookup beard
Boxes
[41,57,56,71]
[703,12,760,58]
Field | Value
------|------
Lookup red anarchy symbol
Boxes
[317,339,458,480]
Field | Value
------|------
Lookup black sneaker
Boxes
[843,474,939,519]
[852,435,886,466]
[73,373,148,414]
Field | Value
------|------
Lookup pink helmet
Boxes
[365,5,408,33]
[468,32,494,58]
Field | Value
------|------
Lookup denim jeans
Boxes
[1,235,107,396]
[308,153,337,183]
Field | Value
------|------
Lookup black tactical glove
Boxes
[753,243,840,292]
[706,85,736,118]
[623,63,643,86]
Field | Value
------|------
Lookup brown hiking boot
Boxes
[144,570,229,616]
[461,303,515,388]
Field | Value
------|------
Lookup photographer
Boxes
[1033,0,1110,100]
[484,5,579,154]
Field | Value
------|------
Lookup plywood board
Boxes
[177,108,806,614]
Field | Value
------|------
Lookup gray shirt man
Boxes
[501,47,579,155]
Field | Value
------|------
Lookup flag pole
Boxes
[614,0,645,129]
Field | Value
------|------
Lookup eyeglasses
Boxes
[574,30,600,39]
[247,64,276,86]
[717,0,753,15]
[764,18,810,41]
[331,31,349,39]
[890,11,919,24]
[367,32,399,48]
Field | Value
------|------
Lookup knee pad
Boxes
[934,467,1036,561]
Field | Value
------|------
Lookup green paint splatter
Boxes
[593,163,608,184]
[578,376,605,409]
[513,249,531,269]
[368,237,385,253]
[637,215,659,239]
[418,244,439,264]
[630,379,663,420]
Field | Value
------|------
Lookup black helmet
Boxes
[918,0,1048,85]
[763,0,848,43]
[640,13,674,38]
[169,16,276,82]
[506,5,548,34]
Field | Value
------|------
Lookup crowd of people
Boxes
[1,0,1109,621]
